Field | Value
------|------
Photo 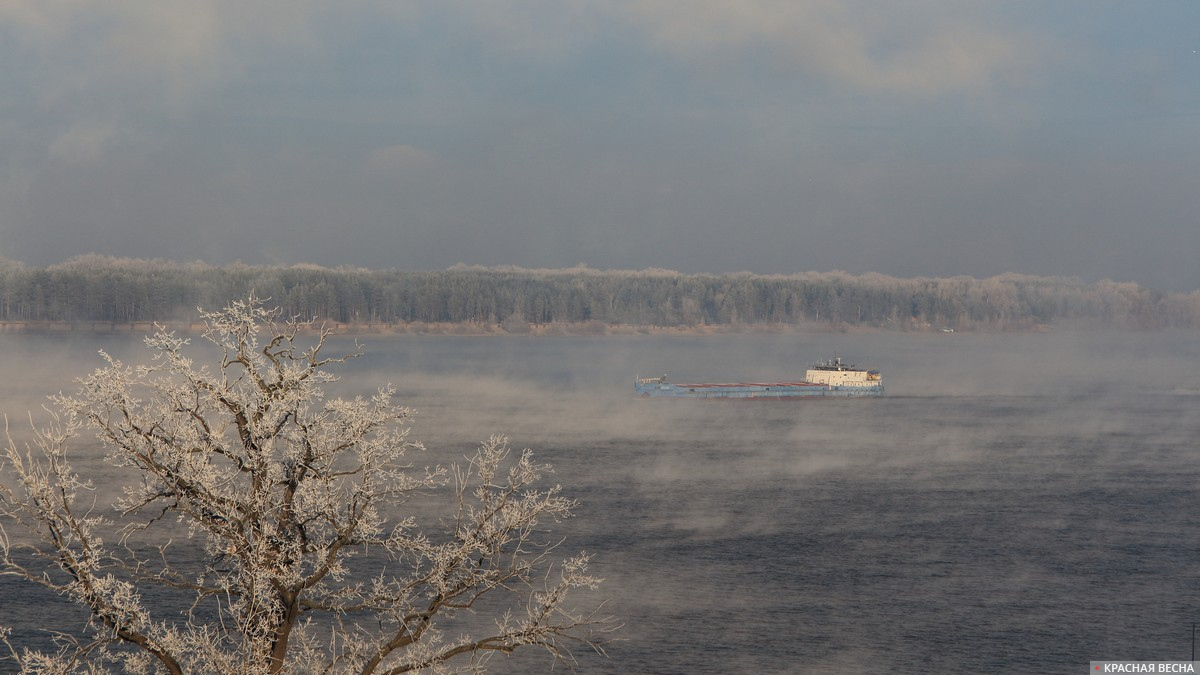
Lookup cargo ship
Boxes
[635,357,883,399]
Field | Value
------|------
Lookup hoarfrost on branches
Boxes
[0,296,614,673]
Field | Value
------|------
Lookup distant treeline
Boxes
[2,255,1198,330]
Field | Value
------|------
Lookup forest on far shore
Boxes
[1,254,1197,332]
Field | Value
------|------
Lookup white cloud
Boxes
[0,0,332,107]
[0,1,1037,116]
[623,0,1035,94]
[432,0,606,60]
[0,0,353,168]
[47,121,117,165]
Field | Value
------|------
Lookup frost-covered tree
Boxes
[0,297,612,673]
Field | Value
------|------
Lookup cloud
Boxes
[0,0,357,177]
[0,1,1035,119]
[0,1,327,106]
[364,144,444,174]
[623,0,1035,95]
[430,0,609,61]
[47,121,118,165]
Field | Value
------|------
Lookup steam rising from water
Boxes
[2,329,1199,672]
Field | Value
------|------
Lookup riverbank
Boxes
[0,319,930,337]
[0,319,1070,337]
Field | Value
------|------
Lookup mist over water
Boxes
[2,330,1199,673]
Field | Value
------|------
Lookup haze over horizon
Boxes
[1,3,1197,290]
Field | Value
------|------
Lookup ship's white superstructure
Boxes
[804,357,882,388]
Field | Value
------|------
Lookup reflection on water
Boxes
[2,330,1199,672]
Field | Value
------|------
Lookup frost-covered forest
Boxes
[1,254,1196,330]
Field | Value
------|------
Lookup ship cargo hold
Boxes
[635,357,883,399]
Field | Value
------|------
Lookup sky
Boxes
[1,2,1198,291]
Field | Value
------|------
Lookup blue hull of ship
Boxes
[635,382,884,399]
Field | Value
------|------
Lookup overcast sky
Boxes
[1,2,1197,290]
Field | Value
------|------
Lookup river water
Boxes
[2,329,1198,673]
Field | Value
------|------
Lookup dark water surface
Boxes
[2,330,1198,673]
